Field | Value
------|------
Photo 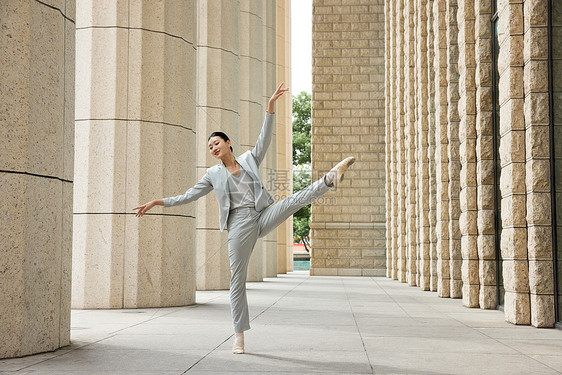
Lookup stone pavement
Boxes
[1,272,562,374]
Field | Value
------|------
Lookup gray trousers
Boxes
[226,177,332,332]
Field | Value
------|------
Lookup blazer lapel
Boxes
[236,155,259,182]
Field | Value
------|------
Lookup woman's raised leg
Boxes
[257,157,355,238]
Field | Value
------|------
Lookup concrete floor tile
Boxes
[19,348,207,373]
[370,352,560,375]
[477,327,562,340]
[192,349,372,373]
[530,355,562,372]
[3,274,561,374]
[499,339,562,355]
[363,335,519,355]
[245,324,365,352]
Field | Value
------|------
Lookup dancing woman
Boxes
[133,83,355,354]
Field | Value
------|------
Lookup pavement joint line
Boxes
[467,326,562,374]
[341,277,375,375]
[182,273,310,373]
[369,277,414,320]
[249,274,311,325]
[16,305,190,372]
[371,277,562,375]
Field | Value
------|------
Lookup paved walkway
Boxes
[2,272,562,374]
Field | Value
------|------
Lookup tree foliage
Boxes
[292,91,311,165]
[292,91,312,251]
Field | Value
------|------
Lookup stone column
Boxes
[389,0,400,280]
[446,0,462,299]
[433,0,451,297]
[427,0,439,292]
[276,0,292,274]
[262,0,278,278]
[523,0,555,327]
[240,0,265,282]
[416,0,431,291]
[73,1,197,307]
[458,0,480,307]
[496,0,530,324]
[405,0,418,286]
[397,0,408,282]
[195,0,240,290]
[0,0,74,358]
[385,0,392,279]
[474,0,497,309]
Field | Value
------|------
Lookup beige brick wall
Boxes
[310,0,387,277]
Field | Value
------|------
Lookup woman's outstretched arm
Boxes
[133,173,213,217]
[252,83,289,166]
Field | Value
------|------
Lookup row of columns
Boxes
[1,0,291,358]
[385,0,556,327]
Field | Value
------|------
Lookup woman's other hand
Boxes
[268,82,289,113]
[133,199,163,217]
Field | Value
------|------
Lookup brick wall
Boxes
[310,0,387,276]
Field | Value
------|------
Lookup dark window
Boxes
[550,0,561,324]
[491,0,504,308]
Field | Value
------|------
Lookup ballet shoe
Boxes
[232,344,244,354]
[324,156,356,187]
[232,332,244,354]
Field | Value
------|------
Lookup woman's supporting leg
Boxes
[227,215,259,333]
[257,176,332,238]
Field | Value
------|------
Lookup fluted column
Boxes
[0,0,74,358]
[240,0,265,282]
[195,0,240,290]
[73,1,197,307]
[263,0,278,278]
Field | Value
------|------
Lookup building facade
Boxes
[311,0,560,328]
[382,0,560,327]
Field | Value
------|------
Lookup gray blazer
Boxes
[163,112,276,232]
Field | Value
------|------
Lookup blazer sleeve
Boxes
[162,172,214,207]
[251,112,275,167]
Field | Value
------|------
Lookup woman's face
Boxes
[208,136,231,159]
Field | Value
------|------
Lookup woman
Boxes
[133,83,355,354]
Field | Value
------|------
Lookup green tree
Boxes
[293,165,312,251]
[292,91,312,251]
[292,91,311,165]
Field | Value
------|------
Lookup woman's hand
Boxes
[268,82,289,114]
[133,199,162,217]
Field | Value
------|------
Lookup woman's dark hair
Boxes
[208,131,233,152]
